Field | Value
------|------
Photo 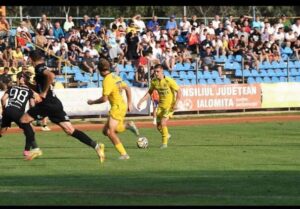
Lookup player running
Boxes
[87,58,139,160]
[0,72,40,158]
[137,64,182,149]
[20,50,105,163]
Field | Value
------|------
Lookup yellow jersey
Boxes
[149,76,179,109]
[102,73,127,107]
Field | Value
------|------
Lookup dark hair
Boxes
[29,50,44,62]
[98,58,111,72]
[154,64,163,70]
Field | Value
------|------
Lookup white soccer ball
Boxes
[136,137,149,149]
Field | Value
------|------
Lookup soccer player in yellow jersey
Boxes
[137,64,182,149]
[87,58,140,160]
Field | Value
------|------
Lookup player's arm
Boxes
[122,84,132,112]
[173,87,182,110]
[87,95,108,105]
[40,69,55,99]
[1,92,8,113]
[137,87,153,110]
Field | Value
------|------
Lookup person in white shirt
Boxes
[285,29,297,43]
[291,19,300,36]
[133,14,146,33]
[179,16,191,36]
[152,41,163,62]
[212,15,221,30]
[63,16,74,32]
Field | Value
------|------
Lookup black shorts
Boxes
[27,96,70,124]
[1,107,23,128]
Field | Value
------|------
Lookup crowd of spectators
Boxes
[1,13,300,88]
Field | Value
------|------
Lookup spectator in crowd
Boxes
[179,15,191,37]
[162,45,176,71]
[212,15,221,30]
[12,46,25,68]
[80,15,92,30]
[0,15,10,41]
[132,14,146,33]
[2,46,13,68]
[133,64,148,88]
[36,14,53,35]
[92,15,102,34]
[53,22,65,40]
[80,50,97,74]
[125,31,139,63]
[291,18,300,36]
[116,17,127,31]
[190,15,199,29]
[68,43,82,65]
[63,16,75,33]
[147,16,159,32]
[35,28,48,49]
[281,14,292,32]
[0,67,12,90]
[55,45,69,74]
[166,15,177,40]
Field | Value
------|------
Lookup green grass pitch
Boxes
[0,121,300,205]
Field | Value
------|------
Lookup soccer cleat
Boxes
[95,143,105,163]
[23,150,30,157]
[127,121,140,136]
[41,126,51,131]
[25,148,43,160]
[160,144,168,149]
[119,154,130,160]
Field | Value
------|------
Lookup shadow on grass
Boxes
[0,170,300,205]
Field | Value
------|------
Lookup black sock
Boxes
[20,123,38,149]
[71,129,97,148]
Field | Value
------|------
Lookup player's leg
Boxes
[107,116,129,160]
[20,112,43,160]
[58,121,105,163]
[41,117,51,131]
[152,101,158,125]
[156,107,172,148]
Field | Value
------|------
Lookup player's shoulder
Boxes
[35,64,48,73]
[165,76,176,83]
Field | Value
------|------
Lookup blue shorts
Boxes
[153,100,159,108]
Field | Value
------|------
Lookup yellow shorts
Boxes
[156,106,174,122]
[109,104,127,122]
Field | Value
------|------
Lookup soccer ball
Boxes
[136,137,149,149]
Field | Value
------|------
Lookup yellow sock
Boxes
[115,143,127,155]
[162,126,169,145]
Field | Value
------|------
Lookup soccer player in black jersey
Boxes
[0,73,40,158]
[20,50,105,162]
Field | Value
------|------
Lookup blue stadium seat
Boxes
[203,71,212,79]
[251,69,259,77]
[258,69,268,77]
[263,76,272,83]
[71,66,81,73]
[290,68,299,76]
[62,66,74,74]
[255,77,263,83]
[271,76,280,83]
[183,79,191,85]
[127,72,135,80]
[215,77,223,84]
[174,63,184,71]
[227,54,234,62]
[117,64,126,72]
[279,76,287,82]
[279,61,287,68]
[171,71,179,78]
[182,63,191,71]
[206,78,215,84]
[74,72,89,82]
[271,61,280,69]
[234,55,242,62]
[223,78,231,84]
[164,70,171,77]
[288,60,295,68]
[294,60,300,68]
[224,61,234,70]
[179,71,187,79]
[289,76,296,82]
[214,55,227,63]
[232,62,241,70]
[296,76,300,82]
[55,76,67,83]
[196,71,204,79]
[186,71,196,79]
[124,64,134,72]
[120,72,127,80]
[211,70,219,79]
[190,79,197,85]
[266,69,276,77]
[235,69,242,77]
[243,69,251,77]
[274,69,284,76]
[87,82,97,88]
[247,77,255,84]
[198,79,207,85]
